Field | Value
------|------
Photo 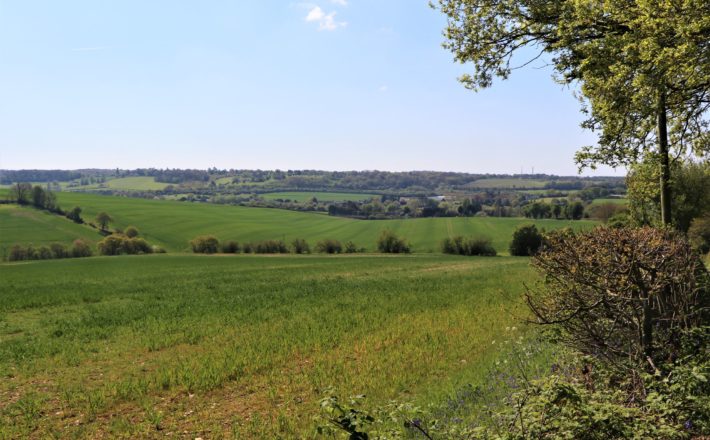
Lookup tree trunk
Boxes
[657,92,672,226]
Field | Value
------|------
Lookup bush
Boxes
[66,206,83,224]
[97,235,125,256]
[124,226,139,238]
[253,240,289,254]
[688,214,710,254]
[527,227,709,371]
[291,238,310,254]
[8,244,27,261]
[316,239,343,254]
[509,224,543,256]
[242,242,253,254]
[37,246,53,260]
[125,237,152,254]
[152,245,167,254]
[377,230,411,254]
[344,241,360,253]
[221,240,241,254]
[441,236,497,256]
[50,243,69,259]
[71,239,93,258]
[190,235,220,254]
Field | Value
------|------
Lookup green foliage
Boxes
[124,226,139,238]
[66,206,83,224]
[189,235,219,254]
[689,214,710,254]
[291,238,310,254]
[376,230,410,254]
[441,236,496,256]
[509,224,543,256]
[70,239,93,258]
[95,212,112,232]
[316,239,343,254]
[252,240,289,254]
[221,240,241,254]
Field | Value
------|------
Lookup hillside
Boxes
[25,192,598,254]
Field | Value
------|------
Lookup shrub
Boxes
[253,240,289,254]
[125,238,152,254]
[37,246,53,260]
[441,236,496,256]
[688,214,710,254]
[377,230,411,254]
[71,239,93,258]
[344,241,360,253]
[8,245,27,261]
[527,227,709,371]
[221,240,241,254]
[316,239,343,254]
[190,235,219,254]
[242,242,253,254]
[66,206,83,224]
[98,235,125,256]
[50,243,69,259]
[509,224,543,256]
[124,226,139,238]
[152,245,167,254]
[291,238,310,254]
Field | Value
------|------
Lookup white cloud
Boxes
[305,6,347,31]
[331,0,348,5]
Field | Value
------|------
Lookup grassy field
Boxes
[0,205,101,258]
[259,191,376,202]
[1,192,596,254]
[0,254,537,438]
[589,197,628,206]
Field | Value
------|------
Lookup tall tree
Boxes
[434,0,710,225]
[95,212,112,232]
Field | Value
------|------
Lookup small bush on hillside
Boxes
[242,242,253,254]
[152,245,167,254]
[509,224,543,256]
[689,214,710,254]
[124,226,139,238]
[221,240,241,254]
[66,206,83,224]
[71,239,93,258]
[37,246,53,260]
[441,236,496,256]
[377,230,410,254]
[50,243,69,259]
[316,239,343,254]
[125,237,152,254]
[291,238,310,254]
[98,235,125,256]
[190,235,220,254]
[253,240,289,254]
[8,245,27,261]
[344,241,362,253]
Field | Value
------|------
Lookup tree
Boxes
[434,0,710,225]
[376,230,411,254]
[124,226,139,238]
[509,224,543,256]
[9,182,32,205]
[190,235,219,254]
[95,212,112,232]
[66,206,83,223]
[31,185,46,208]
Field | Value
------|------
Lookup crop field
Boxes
[259,191,376,202]
[2,192,597,254]
[0,205,99,258]
[0,254,537,438]
[589,197,628,206]
[65,177,169,192]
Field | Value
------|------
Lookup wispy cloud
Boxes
[305,6,346,31]
[379,85,388,93]
[330,0,348,5]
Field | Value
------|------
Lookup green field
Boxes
[0,192,597,254]
[0,254,535,438]
[589,197,628,206]
[0,205,100,257]
[260,191,376,202]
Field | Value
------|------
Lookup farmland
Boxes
[1,192,597,255]
[0,254,537,438]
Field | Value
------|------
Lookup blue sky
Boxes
[0,1,622,175]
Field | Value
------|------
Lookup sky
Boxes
[0,1,623,176]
